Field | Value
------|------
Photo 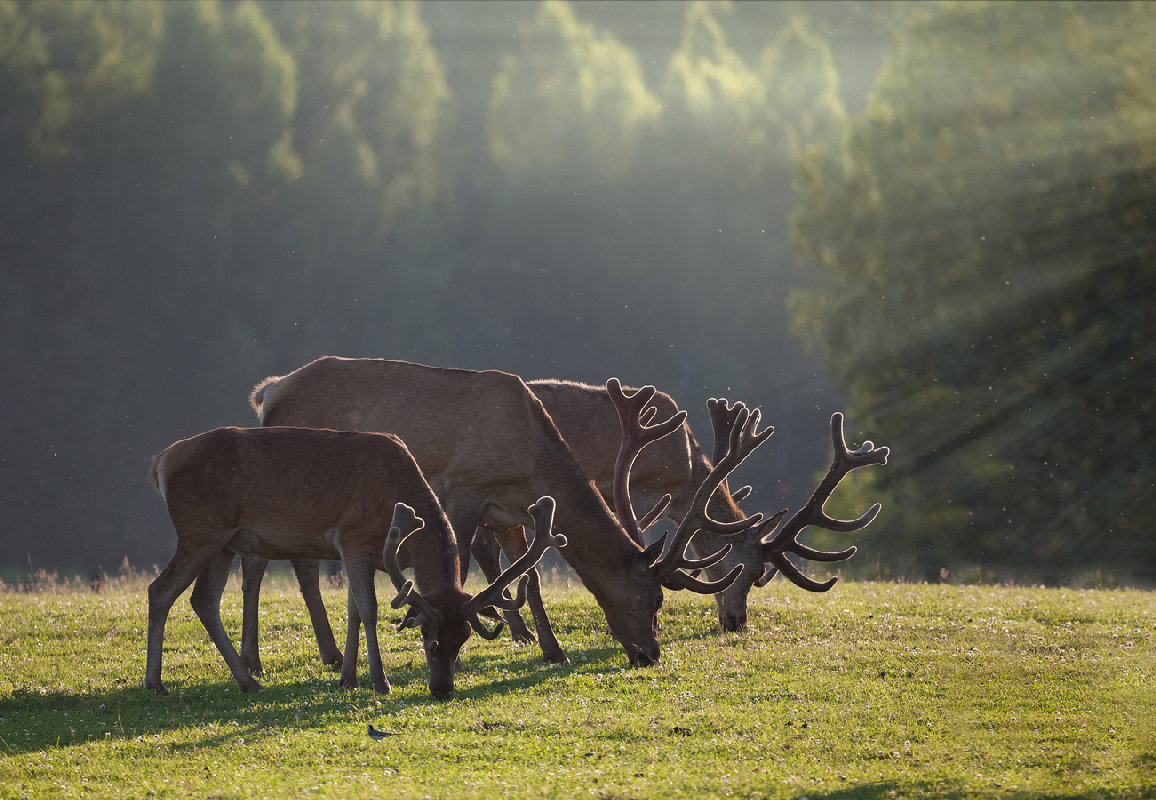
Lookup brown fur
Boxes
[243,357,676,668]
[525,379,761,630]
[145,426,515,699]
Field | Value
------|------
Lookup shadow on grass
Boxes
[799,781,1155,800]
[0,642,626,756]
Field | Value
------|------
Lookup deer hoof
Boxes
[543,649,569,666]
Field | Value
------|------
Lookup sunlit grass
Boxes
[1,576,1152,798]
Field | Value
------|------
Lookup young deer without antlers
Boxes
[146,426,562,699]
[244,357,747,671]
[477,382,888,631]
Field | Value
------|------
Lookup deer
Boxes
[145,425,564,699]
[479,380,890,630]
[242,357,766,671]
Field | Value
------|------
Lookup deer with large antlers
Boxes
[146,425,562,699]
[243,357,754,671]
[474,381,889,631]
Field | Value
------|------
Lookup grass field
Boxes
[0,574,1152,799]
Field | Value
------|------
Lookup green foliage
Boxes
[790,1,1156,582]
[1,580,1153,797]
[662,1,763,131]
[262,0,449,231]
[4,0,1138,588]
[0,0,163,157]
[759,14,848,161]
[0,0,454,572]
[489,0,658,179]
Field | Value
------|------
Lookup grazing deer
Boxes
[243,357,762,670]
[490,381,889,630]
[145,425,563,699]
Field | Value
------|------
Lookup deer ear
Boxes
[637,533,667,568]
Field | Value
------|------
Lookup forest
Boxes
[1,0,1152,586]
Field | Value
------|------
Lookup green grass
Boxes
[0,575,1152,799]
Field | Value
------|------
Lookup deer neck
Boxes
[406,494,465,595]
[548,477,641,581]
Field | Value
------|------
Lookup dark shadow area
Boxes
[0,642,625,756]
[801,785,1156,800]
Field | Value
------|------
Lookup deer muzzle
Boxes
[627,641,660,667]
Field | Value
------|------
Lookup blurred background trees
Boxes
[1,0,1151,585]
[790,0,1156,583]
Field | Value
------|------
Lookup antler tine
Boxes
[664,564,744,594]
[464,496,567,637]
[707,397,752,508]
[636,496,672,532]
[760,412,889,592]
[607,378,688,545]
[383,503,423,594]
[678,542,733,573]
[707,397,746,467]
[383,503,442,626]
[650,402,772,584]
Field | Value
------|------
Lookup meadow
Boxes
[0,573,1152,799]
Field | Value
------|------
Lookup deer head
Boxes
[384,497,566,698]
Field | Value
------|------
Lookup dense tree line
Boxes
[2,1,1145,587]
[2,0,884,577]
[791,0,1156,584]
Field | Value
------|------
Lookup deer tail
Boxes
[249,375,282,420]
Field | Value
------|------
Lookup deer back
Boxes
[529,380,694,516]
[151,426,458,573]
[527,379,753,533]
[252,359,635,549]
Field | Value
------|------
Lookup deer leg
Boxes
[239,555,268,675]
[495,526,569,665]
[473,526,536,644]
[147,543,215,696]
[342,552,390,694]
[446,500,483,584]
[339,591,362,690]
[191,549,262,693]
[291,558,342,667]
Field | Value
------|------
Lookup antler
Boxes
[606,378,687,545]
[383,503,443,631]
[647,401,773,592]
[759,412,889,591]
[464,496,567,639]
[707,397,753,501]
